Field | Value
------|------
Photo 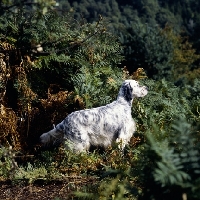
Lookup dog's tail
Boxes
[40,127,64,147]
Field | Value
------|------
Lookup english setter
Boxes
[40,80,148,152]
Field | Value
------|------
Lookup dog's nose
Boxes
[145,86,148,91]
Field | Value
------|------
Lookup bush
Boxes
[0,9,124,149]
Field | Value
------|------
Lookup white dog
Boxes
[40,80,148,152]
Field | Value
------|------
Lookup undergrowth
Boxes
[0,76,200,199]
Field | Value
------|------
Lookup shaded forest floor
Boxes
[0,176,98,200]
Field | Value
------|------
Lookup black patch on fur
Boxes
[56,123,65,132]
[123,83,133,102]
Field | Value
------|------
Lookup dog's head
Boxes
[119,80,148,102]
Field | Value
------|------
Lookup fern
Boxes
[72,65,122,108]
[14,163,48,184]
[0,146,18,180]
[134,117,200,199]
[132,79,189,135]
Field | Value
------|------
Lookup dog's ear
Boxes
[123,83,133,102]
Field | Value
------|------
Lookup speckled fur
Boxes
[40,80,148,152]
